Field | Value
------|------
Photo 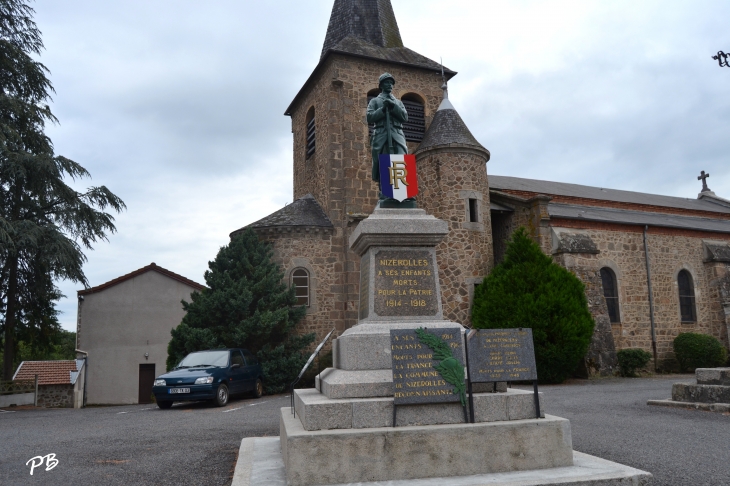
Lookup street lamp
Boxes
[712,51,729,67]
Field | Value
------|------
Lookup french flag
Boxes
[379,154,419,201]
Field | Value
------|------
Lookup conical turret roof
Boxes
[416,89,490,159]
[321,0,403,57]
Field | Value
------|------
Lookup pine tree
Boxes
[0,1,125,379]
[472,228,594,383]
[167,229,315,394]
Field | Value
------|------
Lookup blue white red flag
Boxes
[379,154,418,201]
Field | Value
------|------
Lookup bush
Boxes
[617,349,652,377]
[472,228,595,384]
[673,333,728,372]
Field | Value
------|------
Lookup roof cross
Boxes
[698,170,711,192]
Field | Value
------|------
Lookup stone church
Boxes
[231,0,730,372]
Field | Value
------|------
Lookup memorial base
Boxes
[280,408,573,486]
[233,433,652,486]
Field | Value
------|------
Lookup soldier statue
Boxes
[367,73,408,197]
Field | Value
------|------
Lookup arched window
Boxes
[292,268,310,306]
[677,270,696,322]
[600,267,620,323]
[305,107,315,159]
[401,93,425,143]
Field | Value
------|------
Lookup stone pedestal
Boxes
[649,367,730,412]
[272,207,651,486]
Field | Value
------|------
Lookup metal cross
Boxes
[712,51,730,68]
[698,170,711,192]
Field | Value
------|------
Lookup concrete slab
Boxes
[294,388,544,431]
[280,408,574,485]
[232,437,652,486]
[647,398,730,413]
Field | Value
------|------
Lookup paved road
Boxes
[515,375,730,486]
[0,393,288,486]
[2,376,729,486]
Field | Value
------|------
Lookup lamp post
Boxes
[712,51,729,67]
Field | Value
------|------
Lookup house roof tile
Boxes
[13,360,84,385]
[78,263,205,296]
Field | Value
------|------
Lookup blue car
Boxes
[152,348,264,409]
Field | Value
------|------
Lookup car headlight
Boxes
[194,376,214,385]
[154,379,166,387]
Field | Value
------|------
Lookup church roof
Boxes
[416,93,489,157]
[490,175,730,215]
[234,194,334,235]
[321,0,404,56]
[285,0,455,116]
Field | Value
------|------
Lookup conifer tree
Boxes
[472,228,594,383]
[167,229,315,394]
[0,1,125,379]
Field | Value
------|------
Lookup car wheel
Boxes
[157,400,172,409]
[252,378,263,398]
[214,384,229,407]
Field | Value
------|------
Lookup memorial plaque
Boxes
[466,328,537,382]
[374,249,438,317]
[359,252,370,320]
[390,327,466,405]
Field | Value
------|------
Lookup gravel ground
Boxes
[516,374,730,486]
[2,375,729,486]
[0,393,288,486]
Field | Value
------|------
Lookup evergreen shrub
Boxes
[673,333,727,372]
[472,228,595,384]
[167,229,315,393]
[616,348,652,377]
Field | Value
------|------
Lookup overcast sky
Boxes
[32,0,730,331]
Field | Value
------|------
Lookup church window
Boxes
[401,93,425,143]
[600,267,620,323]
[305,107,315,159]
[677,270,696,322]
[292,268,310,306]
[468,198,479,223]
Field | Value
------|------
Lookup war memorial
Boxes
[232,71,652,484]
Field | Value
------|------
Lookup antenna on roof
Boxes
[440,57,448,99]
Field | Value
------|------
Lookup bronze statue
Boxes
[367,73,408,184]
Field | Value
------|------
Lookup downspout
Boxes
[75,349,88,407]
[643,226,658,371]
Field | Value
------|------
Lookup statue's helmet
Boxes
[378,72,396,87]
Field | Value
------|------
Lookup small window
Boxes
[305,107,315,159]
[677,270,696,322]
[230,351,244,367]
[600,267,620,323]
[468,198,479,223]
[292,268,310,306]
[401,93,425,142]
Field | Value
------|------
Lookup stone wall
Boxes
[553,225,730,367]
[417,148,492,326]
[257,228,340,347]
[37,384,74,408]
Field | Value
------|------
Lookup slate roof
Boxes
[13,360,85,386]
[285,0,455,116]
[549,203,730,234]
[416,97,489,156]
[321,0,403,56]
[490,175,730,215]
[78,263,205,296]
[232,194,333,236]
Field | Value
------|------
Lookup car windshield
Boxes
[177,351,229,368]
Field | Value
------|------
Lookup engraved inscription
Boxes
[390,328,465,405]
[374,250,438,317]
[466,329,538,382]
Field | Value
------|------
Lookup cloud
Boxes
[29,0,730,330]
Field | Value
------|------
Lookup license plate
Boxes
[169,388,190,394]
